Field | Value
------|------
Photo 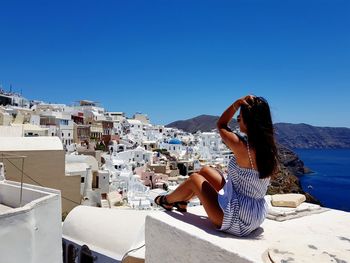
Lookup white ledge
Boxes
[145,206,350,263]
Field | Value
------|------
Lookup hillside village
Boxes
[0,90,237,214]
[1,90,349,262]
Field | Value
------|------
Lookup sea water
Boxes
[294,149,350,212]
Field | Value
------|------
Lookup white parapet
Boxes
[0,180,62,263]
[145,206,350,263]
[62,206,154,262]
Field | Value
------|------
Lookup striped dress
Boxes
[218,155,270,237]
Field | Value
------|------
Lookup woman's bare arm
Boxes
[217,95,254,153]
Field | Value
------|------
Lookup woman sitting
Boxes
[155,95,277,237]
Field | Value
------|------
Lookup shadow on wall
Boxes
[165,210,265,240]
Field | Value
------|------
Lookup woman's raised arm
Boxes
[217,95,254,151]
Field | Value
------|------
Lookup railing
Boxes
[1,153,26,207]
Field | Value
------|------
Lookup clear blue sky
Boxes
[1,0,349,127]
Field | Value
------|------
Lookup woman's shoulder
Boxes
[232,130,248,143]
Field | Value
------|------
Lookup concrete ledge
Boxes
[145,206,350,263]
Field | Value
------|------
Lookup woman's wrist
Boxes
[232,101,240,112]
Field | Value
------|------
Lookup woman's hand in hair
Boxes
[234,95,255,109]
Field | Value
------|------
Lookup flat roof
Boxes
[12,124,49,131]
[127,119,143,125]
[0,137,63,151]
[147,206,350,263]
[65,163,89,175]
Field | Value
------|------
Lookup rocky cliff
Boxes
[274,123,350,149]
[269,144,320,204]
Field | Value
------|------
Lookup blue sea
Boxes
[294,149,350,212]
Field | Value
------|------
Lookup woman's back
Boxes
[228,156,270,199]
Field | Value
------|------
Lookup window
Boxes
[62,133,64,137]
[67,244,77,263]
[60,119,69,125]
[68,133,70,137]
[52,133,54,136]
[81,177,85,183]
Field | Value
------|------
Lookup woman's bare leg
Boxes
[198,166,225,191]
[166,172,223,227]
[165,165,226,204]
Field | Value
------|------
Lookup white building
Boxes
[112,121,124,136]
[0,109,12,125]
[12,123,49,137]
[159,138,187,157]
[127,119,144,135]
[133,112,150,125]
[57,116,74,146]
[37,106,74,146]
[75,100,106,123]
[144,125,164,142]
[105,111,126,122]
[104,112,126,136]
[107,146,153,169]
[0,91,30,108]
[0,176,62,263]
[200,132,221,150]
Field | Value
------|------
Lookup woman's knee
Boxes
[199,165,212,175]
[188,172,207,188]
[198,166,224,189]
[190,172,205,182]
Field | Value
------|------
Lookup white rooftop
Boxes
[0,136,63,151]
[66,154,98,171]
[145,205,350,263]
[65,162,89,175]
[63,206,154,261]
[128,119,143,125]
[11,123,49,131]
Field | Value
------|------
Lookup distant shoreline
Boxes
[167,115,350,149]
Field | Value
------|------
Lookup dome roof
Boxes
[168,138,182,145]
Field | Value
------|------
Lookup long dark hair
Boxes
[241,96,277,179]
